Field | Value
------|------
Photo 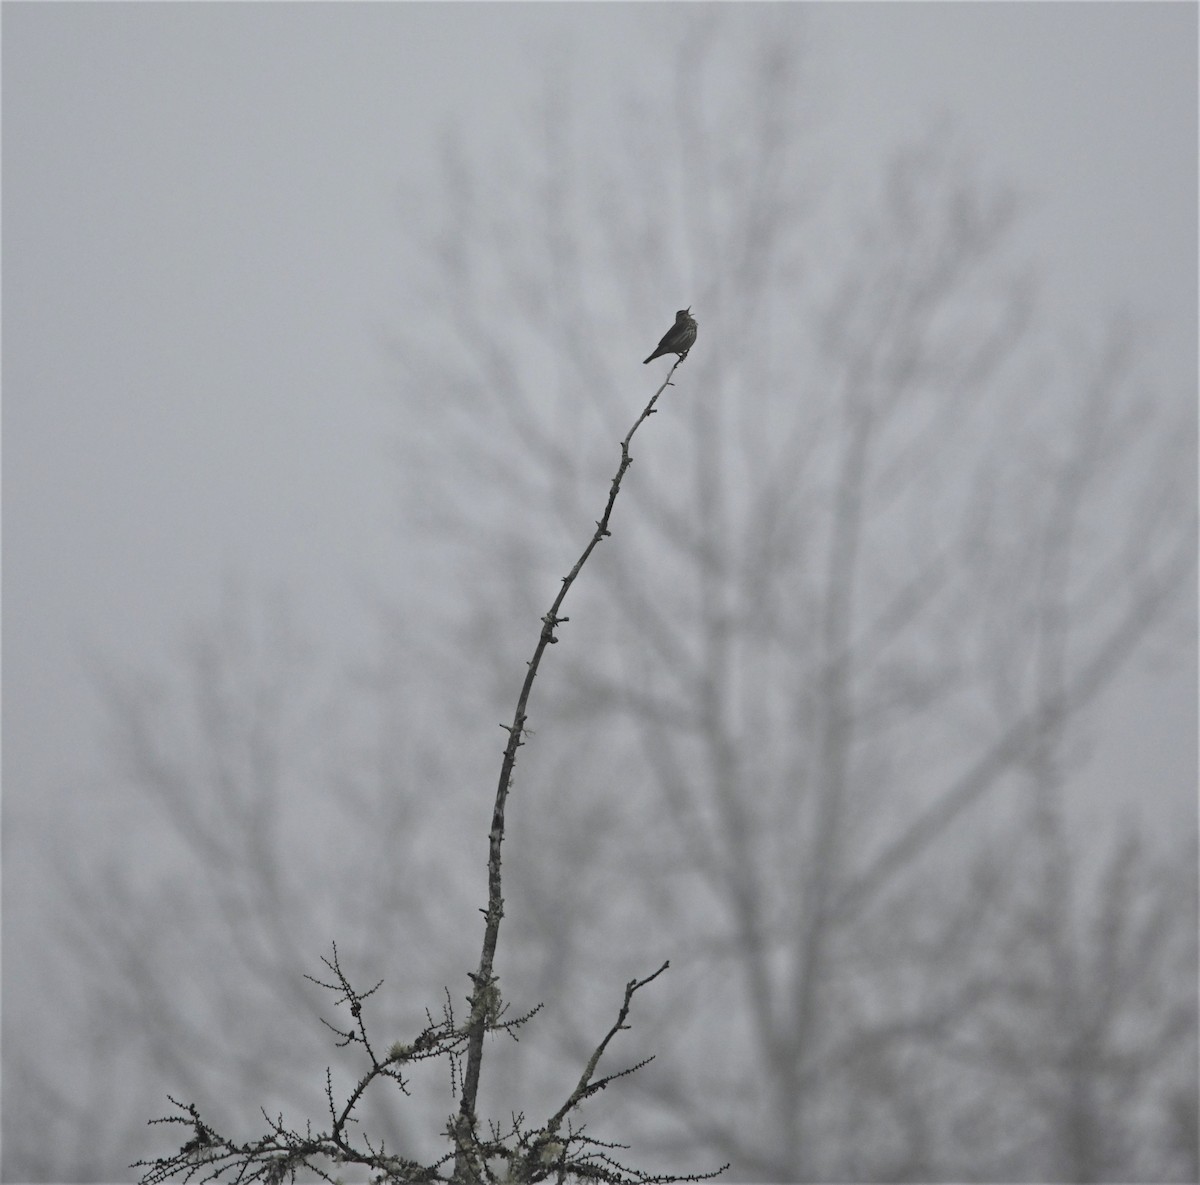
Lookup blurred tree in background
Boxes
[8,16,1194,1184]
[390,20,1197,1182]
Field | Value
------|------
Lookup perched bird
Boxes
[643,307,697,364]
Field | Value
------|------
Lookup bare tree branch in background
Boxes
[386,20,1196,1183]
[10,585,470,1176]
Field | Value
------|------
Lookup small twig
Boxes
[548,962,671,1133]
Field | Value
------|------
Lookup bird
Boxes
[643,307,697,364]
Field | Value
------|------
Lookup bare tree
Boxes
[10,365,734,1181]
[120,370,736,1185]
[387,21,1197,1182]
[13,16,1194,1185]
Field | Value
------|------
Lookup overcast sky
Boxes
[3,4,1196,1159]
[6,1,1195,825]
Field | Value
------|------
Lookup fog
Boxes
[3,4,1196,1181]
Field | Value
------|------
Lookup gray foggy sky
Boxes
[3,3,1196,1137]
[6,2,1194,832]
